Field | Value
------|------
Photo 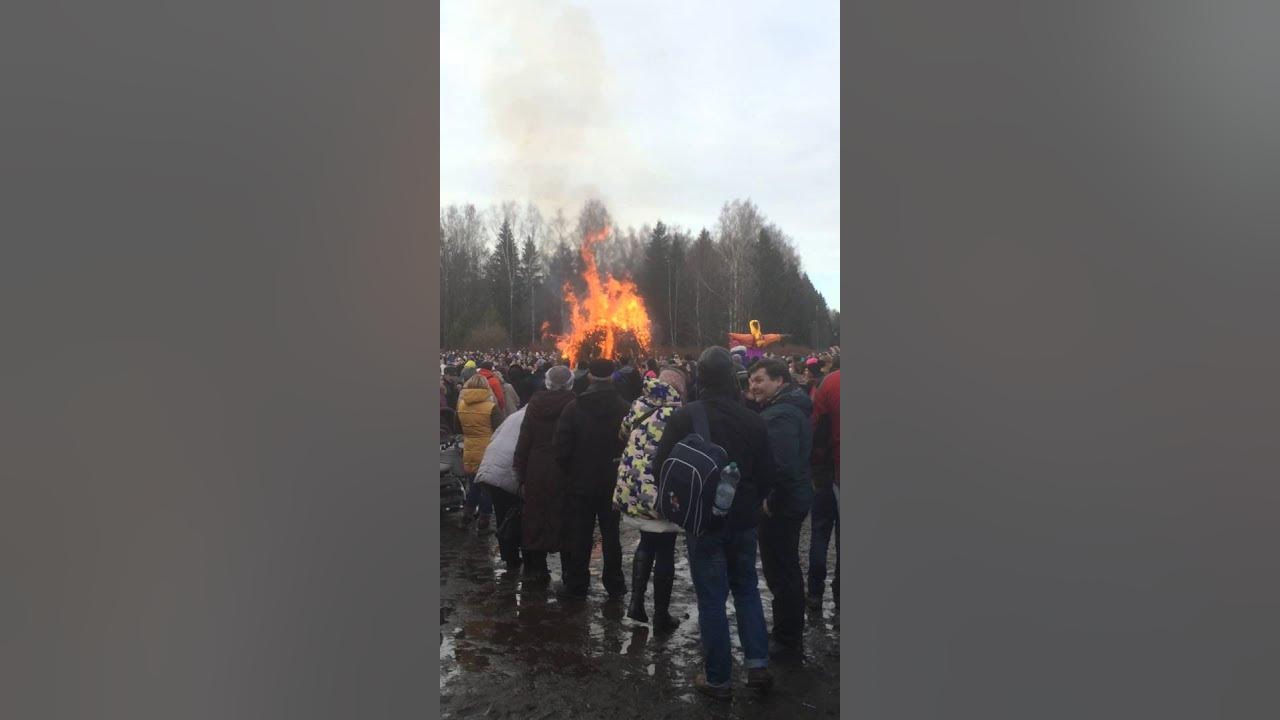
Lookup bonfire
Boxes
[552,225,652,362]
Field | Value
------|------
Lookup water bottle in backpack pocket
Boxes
[657,402,728,536]
[711,462,740,517]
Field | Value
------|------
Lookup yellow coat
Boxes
[457,387,498,474]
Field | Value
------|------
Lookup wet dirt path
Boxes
[441,514,840,718]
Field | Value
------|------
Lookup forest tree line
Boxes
[440,198,839,352]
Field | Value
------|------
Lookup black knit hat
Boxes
[697,347,736,392]
[588,358,616,379]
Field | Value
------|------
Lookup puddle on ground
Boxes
[440,509,840,719]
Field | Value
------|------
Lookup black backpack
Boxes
[657,402,728,536]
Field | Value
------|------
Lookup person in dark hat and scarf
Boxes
[552,358,631,600]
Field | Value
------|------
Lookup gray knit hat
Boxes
[545,365,574,391]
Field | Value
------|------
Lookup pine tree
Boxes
[641,221,671,345]
[520,235,542,345]
[486,218,524,345]
[667,233,686,347]
[687,228,719,346]
[752,227,789,332]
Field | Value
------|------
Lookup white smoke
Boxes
[462,0,659,217]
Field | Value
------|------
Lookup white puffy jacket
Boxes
[474,406,526,495]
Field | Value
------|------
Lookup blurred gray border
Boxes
[841,2,1280,719]
[2,2,441,718]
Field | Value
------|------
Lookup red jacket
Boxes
[477,369,506,409]
[811,370,840,482]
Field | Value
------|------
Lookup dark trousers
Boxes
[759,514,806,642]
[463,475,492,516]
[524,550,549,575]
[808,479,840,601]
[560,494,624,594]
[487,485,522,566]
[638,530,677,577]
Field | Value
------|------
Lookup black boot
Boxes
[651,571,685,633]
[627,550,654,623]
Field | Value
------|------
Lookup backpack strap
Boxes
[690,401,711,441]
[635,405,661,426]
[619,405,661,442]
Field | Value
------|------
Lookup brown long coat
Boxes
[513,389,576,552]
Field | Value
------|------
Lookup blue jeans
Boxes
[808,479,840,600]
[686,525,770,687]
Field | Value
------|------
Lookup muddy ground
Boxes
[440,512,840,719]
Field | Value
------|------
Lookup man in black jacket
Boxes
[747,358,815,649]
[553,358,631,600]
[653,347,778,700]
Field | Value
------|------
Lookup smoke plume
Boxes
[468,0,654,217]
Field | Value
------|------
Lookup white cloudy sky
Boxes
[441,0,840,309]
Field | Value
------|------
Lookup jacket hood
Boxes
[637,377,682,410]
[525,388,575,420]
[768,383,813,414]
[459,387,494,406]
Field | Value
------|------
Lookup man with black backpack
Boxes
[653,347,779,701]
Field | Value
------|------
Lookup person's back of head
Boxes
[697,347,736,397]
[545,365,574,392]
[658,366,688,398]
[588,358,616,382]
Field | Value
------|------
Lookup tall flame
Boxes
[554,225,652,362]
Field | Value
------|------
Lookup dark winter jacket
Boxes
[530,368,547,394]
[758,383,815,519]
[442,376,462,411]
[654,348,778,531]
[553,381,630,500]
[513,388,576,552]
[614,365,644,404]
[508,367,536,407]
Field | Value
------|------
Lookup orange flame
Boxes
[554,225,652,362]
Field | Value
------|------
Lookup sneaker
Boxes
[476,515,491,532]
[693,673,732,701]
[746,667,774,691]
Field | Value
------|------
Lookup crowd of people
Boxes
[441,343,841,701]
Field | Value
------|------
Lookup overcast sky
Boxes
[441,0,840,310]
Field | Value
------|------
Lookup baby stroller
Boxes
[440,408,466,512]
